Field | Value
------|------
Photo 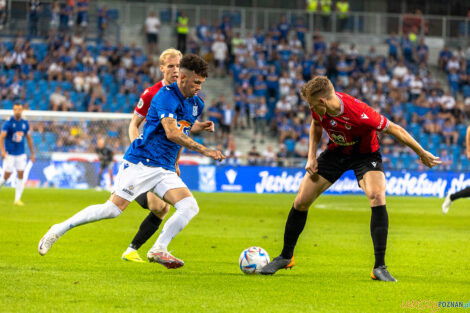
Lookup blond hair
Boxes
[159,48,182,65]
[300,76,334,101]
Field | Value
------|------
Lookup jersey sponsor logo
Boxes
[193,105,198,116]
[330,120,337,127]
[372,162,377,167]
[122,188,134,196]
[360,113,369,119]
[13,131,24,143]
[137,98,144,109]
[123,163,130,170]
[177,120,192,135]
[328,130,357,146]
[378,116,385,130]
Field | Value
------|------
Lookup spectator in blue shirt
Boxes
[439,45,452,71]
[277,15,290,40]
[295,17,307,49]
[386,32,400,60]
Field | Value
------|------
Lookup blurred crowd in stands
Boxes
[1,2,470,170]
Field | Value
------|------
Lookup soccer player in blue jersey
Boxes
[0,103,35,205]
[38,54,225,268]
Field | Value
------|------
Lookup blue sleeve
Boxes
[152,90,179,119]
[2,121,9,132]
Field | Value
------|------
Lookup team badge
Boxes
[193,105,198,116]
[330,120,337,127]
[137,98,144,109]
[345,123,351,130]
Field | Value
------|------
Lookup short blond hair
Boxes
[159,48,182,65]
[300,76,334,101]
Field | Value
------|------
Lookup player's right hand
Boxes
[419,150,441,168]
[204,149,226,161]
[305,158,318,176]
[1,151,6,158]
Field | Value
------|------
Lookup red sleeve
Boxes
[134,88,152,118]
[355,100,389,132]
[310,109,320,121]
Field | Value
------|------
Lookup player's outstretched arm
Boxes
[190,120,215,134]
[466,125,470,160]
[305,119,323,175]
[128,114,145,142]
[0,131,6,158]
[384,121,441,168]
[26,133,35,162]
[161,117,225,161]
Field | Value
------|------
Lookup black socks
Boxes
[281,206,308,259]
[450,187,470,201]
[130,212,162,250]
[370,205,389,268]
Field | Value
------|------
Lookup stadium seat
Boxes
[388,155,399,169]
[457,124,467,144]
[2,100,13,109]
[61,81,72,91]
[410,123,420,138]
[31,132,43,145]
[284,139,296,154]
[460,155,470,171]
[429,134,441,148]
[462,85,470,98]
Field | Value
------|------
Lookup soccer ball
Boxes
[239,246,270,274]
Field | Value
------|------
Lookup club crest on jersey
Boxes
[193,105,198,116]
[345,123,351,130]
[137,98,144,109]
[330,120,337,127]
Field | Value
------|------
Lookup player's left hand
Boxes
[30,154,36,162]
[419,150,441,168]
[200,121,215,132]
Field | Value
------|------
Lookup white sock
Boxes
[52,200,122,236]
[152,197,199,251]
[124,247,136,255]
[0,176,4,188]
[15,179,23,202]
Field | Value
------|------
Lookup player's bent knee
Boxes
[293,197,312,211]
[175,197,199,219]
[367,190,385,206]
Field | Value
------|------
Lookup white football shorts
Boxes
[113,160,187,202]
[2,154,27,172]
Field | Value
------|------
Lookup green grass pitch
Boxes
[0,188,469,313]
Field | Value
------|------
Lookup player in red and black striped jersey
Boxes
[261,76,441,281]
[121,48,182,263]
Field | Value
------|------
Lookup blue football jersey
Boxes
[2,117,30,155]
[124,82,204,171]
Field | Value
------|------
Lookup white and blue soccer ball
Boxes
[239,246,270,274]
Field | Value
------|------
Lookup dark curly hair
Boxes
[180,54,209,78]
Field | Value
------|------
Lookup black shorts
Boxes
[317,149,384,185]
[147,33,158,44]
[100,161,113,171]
[134,192,149,209]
